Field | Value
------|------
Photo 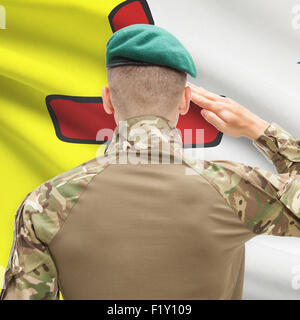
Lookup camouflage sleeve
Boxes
[0,156,108,300]
[200,160,300,237]
[0,192,59,300]
[252,121,300,175]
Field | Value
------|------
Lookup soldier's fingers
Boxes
[217,108,236,123]
[191,92,220,112]
[188,82,228,102]
[188,83,217,101]
[201,109,227,132]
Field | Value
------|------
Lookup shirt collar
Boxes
[105,114,183,155]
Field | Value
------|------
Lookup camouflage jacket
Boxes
[1,115,300,300]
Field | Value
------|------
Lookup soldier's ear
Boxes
[102,86,114,115]
[178,85,191,116]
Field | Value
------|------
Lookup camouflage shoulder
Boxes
[186,158,300,236]
[24,155,111,245]
[1,155,113,299]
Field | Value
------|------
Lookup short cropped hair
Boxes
[107,65,187,119]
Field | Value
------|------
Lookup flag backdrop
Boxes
[1,0,300,299]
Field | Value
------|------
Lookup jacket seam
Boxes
[45,160,112,298]
[47,161,112,248]
[182,159,255,238]
[182,160,241,219]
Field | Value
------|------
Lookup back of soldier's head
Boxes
[107,65,187,120]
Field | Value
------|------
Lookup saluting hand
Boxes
[187,82,270,141]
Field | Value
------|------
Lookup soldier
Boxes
[1,24,300,300]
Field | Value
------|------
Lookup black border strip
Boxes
[45,94,223,148]
[108,0,155,33]
[183,131,223,149]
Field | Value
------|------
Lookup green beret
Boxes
[106,24,197,78]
